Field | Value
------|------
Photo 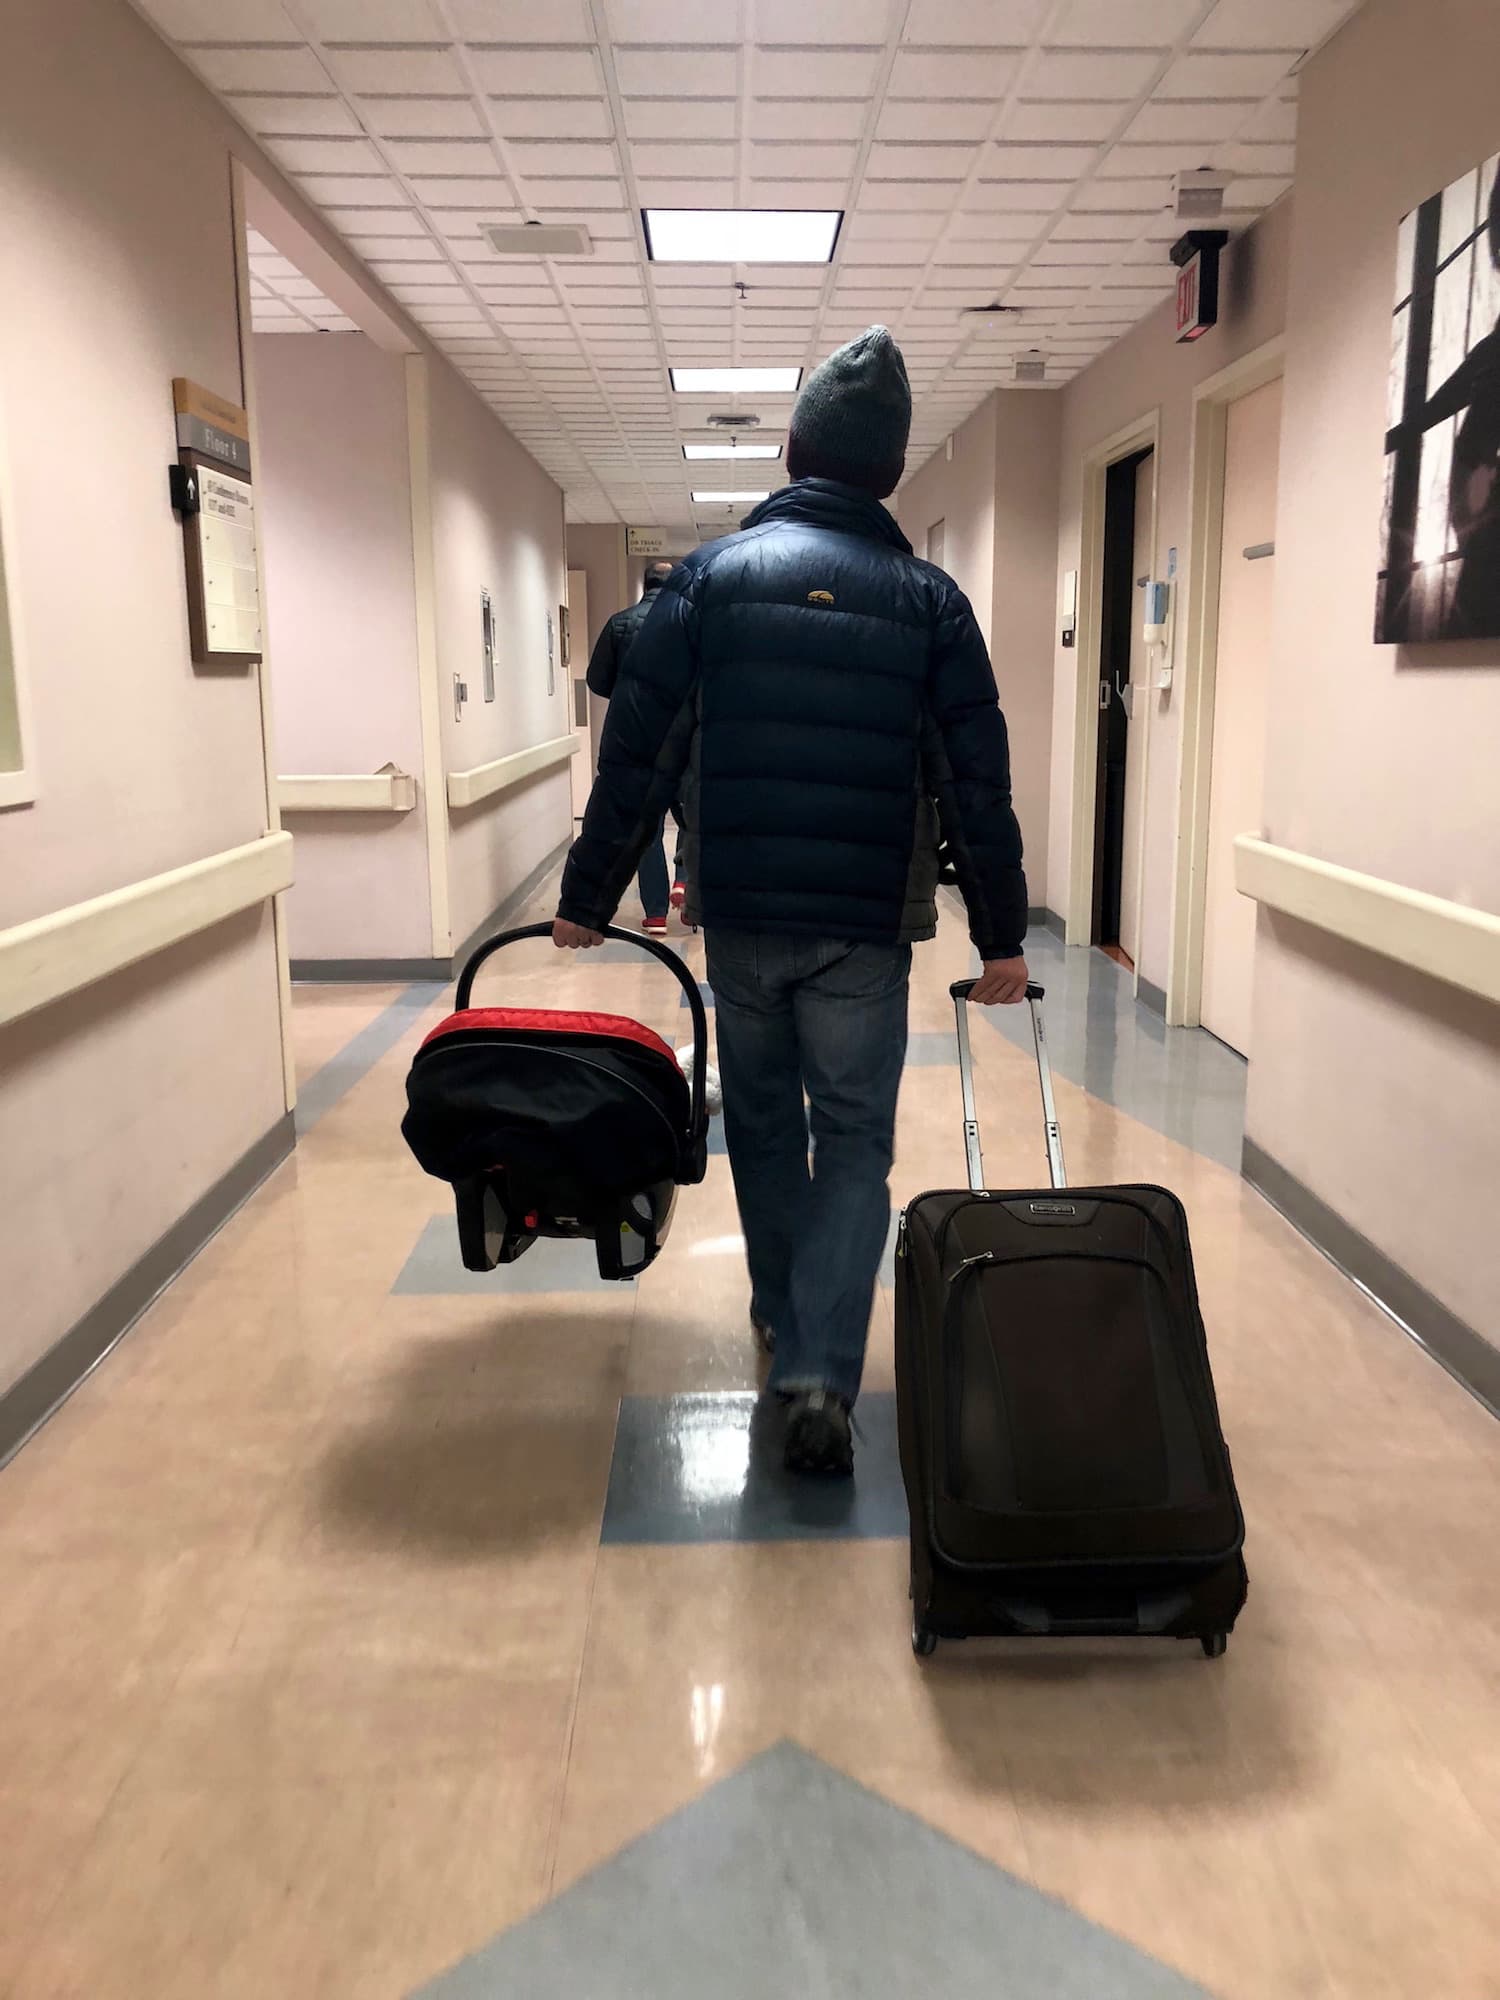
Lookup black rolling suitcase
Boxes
[895,979,1246,1660]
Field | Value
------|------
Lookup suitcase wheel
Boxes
[1200,1632,1228,1660]
[912,1621,938,1660]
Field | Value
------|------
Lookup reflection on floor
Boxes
[2,873,1498,1998]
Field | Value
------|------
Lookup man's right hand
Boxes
[970,956,1029,1005]
[553,920,604,950]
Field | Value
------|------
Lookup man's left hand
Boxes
[553,919,604,950]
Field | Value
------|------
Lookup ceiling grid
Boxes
[133,0,1364,540]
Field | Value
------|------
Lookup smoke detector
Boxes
[1015,349,1047,385]
[706,412,762,429]
[483,220,593,256]
[1173,169,1229,221]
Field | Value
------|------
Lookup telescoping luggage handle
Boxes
[948,979,1066,1194]
[455,922,710,1149]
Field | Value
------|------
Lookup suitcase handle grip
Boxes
[1004,1590,1191,1638]
[949,979,1045,1003]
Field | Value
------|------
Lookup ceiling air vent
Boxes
[1015,350,1047,384]
[959,302,1021,332]
[705,412,761,429]
[483,220,593,257]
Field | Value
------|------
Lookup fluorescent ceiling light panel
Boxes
[671,367,802,392]
[691,490,771,503]
[682,442,783,460]
[645,209,842,264]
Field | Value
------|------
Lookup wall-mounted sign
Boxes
[481,588,496,702]
[626,526,666,557]
[1171,231,1228,344]
[170,378,261,665]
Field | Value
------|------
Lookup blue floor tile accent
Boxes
[903,1030,958,1066]
[413,1742,1210,1999]
[601,1392,908,1544]
[295,983,447,1138]
[392,1214,619,1294]
[954,910,1247,1171]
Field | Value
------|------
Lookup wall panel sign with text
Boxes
[626,527,666,557]
[171,377,262,667]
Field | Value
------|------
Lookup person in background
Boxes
[585,558,678,935]
[556,327,1028,1477]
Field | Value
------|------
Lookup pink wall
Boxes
[0,0,287,1391]
[254,332,431,963]
[1048,200,1292,983]
[1246,0,1500,1343]
[897,389,1060,904]
[428,359,572,948]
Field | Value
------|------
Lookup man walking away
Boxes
[585,558,677,934]
[555,327,1029,1477]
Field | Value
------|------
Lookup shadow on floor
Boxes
[315,1319,625,1558]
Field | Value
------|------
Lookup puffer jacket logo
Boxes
[807,589,835,605]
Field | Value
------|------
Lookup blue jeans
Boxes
[705,932,911,1407]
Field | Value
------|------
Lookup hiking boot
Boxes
[751,1310,776,1357]
[783,1389,853,1478]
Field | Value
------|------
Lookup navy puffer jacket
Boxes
[559,479,1027,960]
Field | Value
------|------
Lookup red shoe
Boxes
[670,880,687,911]
[643,915,669,937]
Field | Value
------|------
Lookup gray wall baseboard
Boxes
[1137,975,1167,1018]
[1040,907,1067,944]
[0,1112,296,1469]
[1242,1137,1500,1422]
[291,957,450,982]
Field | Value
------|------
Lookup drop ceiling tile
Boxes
[1053,207,1152,236]
[1049,0,1201,45]
[750,98,866,140]
[744,179,851,206]
[965,180,1070,213]
[1026,49,1162,99]
[1234,94,1299,144]
[877,100,993,142]
[296,174,408,206]
[1222,141,1296,178]
[753,47,884,96]
[449,0,593,32]
[188,46,328,92]
[889,50,1021,98]
[635,177,736,206]
[300,0,441,33]
[361,246,449,273]
[753,0,889,38]
[1031,241,1121,266]
[387,138,500,175]
[632,141,738,176]
[1123,99,1247,143]
[604,0,729,39]
[470,47,601,92]
[747,141,860,177]
[867,142,981,180]
[1006,100,1123,142]
[615,46,737,94]
[987,142,1097,177]
[1070,178,1167,212]
[624,98,736,140]
[860,181,961,211]
[1158,50,1296,98]
[139,0,293,32]
[354,95,481,138]
[901,0,1047,42]
[1192,0,1357,50]
[489,96,615,140]
[1221,175,1293,209]
[229,94,360,136]
[324,46,467,93]
[410,176,516,206]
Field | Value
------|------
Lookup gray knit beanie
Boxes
[786,325,911,499]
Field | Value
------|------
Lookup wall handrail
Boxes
[0,832,294,1032]
[446,734,578,812]
[278,769,417,813]
[1235,835,1500,1007]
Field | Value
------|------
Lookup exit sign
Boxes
[1171,230,1227,343]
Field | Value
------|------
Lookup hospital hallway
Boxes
[2,871,1497,2000]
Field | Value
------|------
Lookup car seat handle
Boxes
[453,922,709,1157]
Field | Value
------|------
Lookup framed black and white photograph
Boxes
[1378,151,1500,643]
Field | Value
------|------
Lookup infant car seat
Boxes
[402,923,709,1281]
